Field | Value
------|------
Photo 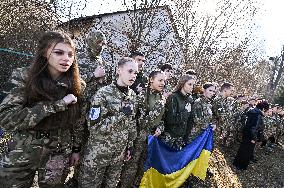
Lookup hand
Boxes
[251,140,256,144]
[163,91,172,99]
[70,153,80,166]
[63,94,77,105]
[153,128,161,137]
[136,83,143,92]
[93,66,105,78]
[124,150,131,161]
[211,124,216,131]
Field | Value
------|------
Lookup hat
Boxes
[86,30,106,44]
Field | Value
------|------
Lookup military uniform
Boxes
[120,88,165,188]
[212,95,235,145]
[191,95,214,139]
[164,79,175,94]
[78,83,137,188]
[278,115,284,143]
[233,105,249,142]
[160,91,194,150]
[0,67,85,187]
[78,31,112,99]
[0,68,28,158]
[129,71,147,95]
[264,115,278,143]
[275,114,283,143]
[263,116,276,139]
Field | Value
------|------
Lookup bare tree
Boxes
[266,46,284,99]
[0,0,59,88]
[171,0,260,66]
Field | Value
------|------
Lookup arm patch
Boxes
[89,105,101,122]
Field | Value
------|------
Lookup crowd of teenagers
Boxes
[0,30,283,188]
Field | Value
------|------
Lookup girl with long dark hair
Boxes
[0,31,85,187]
[161,75,196,149]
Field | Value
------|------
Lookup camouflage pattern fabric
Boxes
[0,67,85,187]
[264,116,278,139]
[78,30,112,101]
[275,114,283,143]
[232,105,249,142]
[78,56,110,98]
[192,95,214,139]
[120,88,165,188]
[164,79,175,95]
[78,83,137,188]
[212,95,235,145]
[129,71,148,94]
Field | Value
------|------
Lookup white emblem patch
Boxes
[89,107,101,120]
[185,103,191,112]
[207,106,212,116]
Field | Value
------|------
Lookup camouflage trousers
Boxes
[160,132,186,150]
[0,130,72,188]
[78,133,128,188]
[120,134,147,188]
[78,158,123,188]
[215,120,236,146]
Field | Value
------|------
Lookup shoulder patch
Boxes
[195,98,201,103]
[89,105,101,121]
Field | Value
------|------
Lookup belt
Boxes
[35,131,50,139]
[29,130,61,139]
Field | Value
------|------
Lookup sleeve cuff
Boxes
[54,100,68,112]
[72,146,81,153]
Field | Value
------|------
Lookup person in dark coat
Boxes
[233,100,269,170]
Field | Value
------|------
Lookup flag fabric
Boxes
[139,126,214,188]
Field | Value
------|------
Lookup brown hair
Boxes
[173,75,195,92]
[25,31,81,129]
[220,82,234,91]
[203,82,215,90]
[145,70,164,111]
[26,31,81,102]
[117,57,135,68]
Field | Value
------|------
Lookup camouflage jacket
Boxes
[137,88,165,135]
[192,95,214,136]
[130,71,148,95]
[212,95,235,122]
[78,55,112,100]
[164,79,175,94]
[263,116,277,138]
[87,83,137,149]
[0,67,86,149]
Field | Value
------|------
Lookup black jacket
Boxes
[163,91,194,138]
[243,107,264,141]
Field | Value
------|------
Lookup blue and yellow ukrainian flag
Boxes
[140,126,213,188]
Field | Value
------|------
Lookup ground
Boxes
[194,139,284,188]
[31,139,284,188]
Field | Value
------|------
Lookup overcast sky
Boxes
[258,0,284,56]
